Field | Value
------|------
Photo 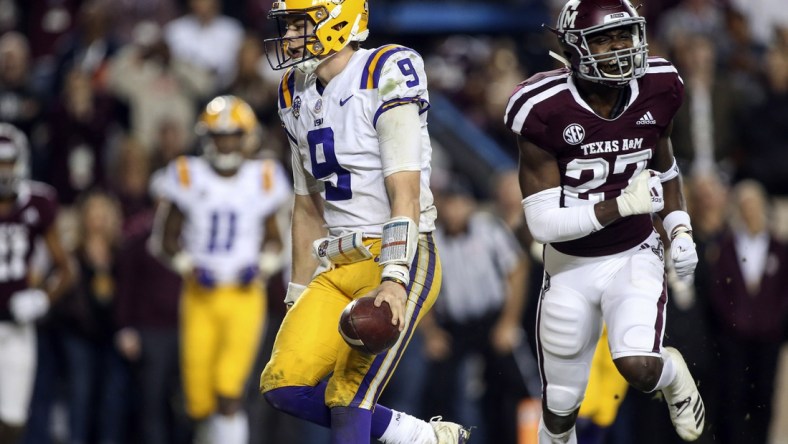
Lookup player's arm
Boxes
[257,213,285,280]
[519,136,618,244]
[9,222,75,325]
[280,124,327,306]
[148,199,191,275]
[652,120,697,277]
[288,139,327,285]
[368,103,424,331]
[290,192,326,284]
[653,120,686,218]
[520,135,665,244]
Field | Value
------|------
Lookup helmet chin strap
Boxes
[296,55,325,74]
[296,49,341,75]
[549,50,571,68]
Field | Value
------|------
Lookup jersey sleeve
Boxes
[260,159,293,208]
[667,66,685,117]
[277,68,297,112]
[33,184,59,233]
[504,70,570,153]
[155,156,193,209]
[362,45,430,127]
[646,57,685,117]
[504,81,551,147]
[290,144,324,196]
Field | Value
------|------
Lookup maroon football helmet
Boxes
[552,0,648,86]
[0,123,29,197]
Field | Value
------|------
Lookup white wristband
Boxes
[284,282,307,307]
[381,264,410,288]
[662,210,692,238]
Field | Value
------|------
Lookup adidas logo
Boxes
[637,111,656,125]
[672,396,691,416]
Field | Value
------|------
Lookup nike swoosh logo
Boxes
[340,95,354,106]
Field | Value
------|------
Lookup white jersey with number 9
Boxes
[277,45,437,237]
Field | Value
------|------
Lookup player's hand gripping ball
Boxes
[339,296,401,355]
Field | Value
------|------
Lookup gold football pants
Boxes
[181,280,265,418]
[261,234,441,410]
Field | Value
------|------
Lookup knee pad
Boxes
[539,285,597,359]
[543,360,589,415]
[539,285,600,416]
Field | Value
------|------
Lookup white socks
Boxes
[538,417,577,444]
[211,411,249,444]
[379,410,437,444]
[653,349,678,392]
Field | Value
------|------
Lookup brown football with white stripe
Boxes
[338,297,401,355]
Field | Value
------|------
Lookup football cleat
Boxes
[662,347,705,441]
[429,416,471,444]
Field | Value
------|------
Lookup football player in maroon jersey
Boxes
[0,123,74,443]
[505,0,704,442]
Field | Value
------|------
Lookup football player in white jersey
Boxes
[150,96,291,444]
[259,1,471,443]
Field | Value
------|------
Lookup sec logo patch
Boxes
[563,123,585,145]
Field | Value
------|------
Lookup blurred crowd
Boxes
[1,0,788,443]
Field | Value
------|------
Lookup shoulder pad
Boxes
[172,155,192,189]
[261,159,278,192]
[359,45,420,90]
[505,70,570,135]
[27,180,58,203]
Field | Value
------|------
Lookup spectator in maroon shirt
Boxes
[708,180,788,444]
[114,203,188,444]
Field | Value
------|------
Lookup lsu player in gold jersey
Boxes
[150,96,291,444]
[260,1,471,443]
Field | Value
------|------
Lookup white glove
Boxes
[671,230,698,278]
[616,170,664,217]
[258,250,284,280]
[172,251,194,276]
[9,289,50,324]
[284,282,306,308]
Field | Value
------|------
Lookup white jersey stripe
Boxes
[504,72,568,121]
[510,84,569,135]
[646,66,678,75]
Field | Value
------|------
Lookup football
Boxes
[338,296,401,355]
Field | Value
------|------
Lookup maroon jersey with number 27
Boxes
[505,57,684,257]
[0,181,58,318]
